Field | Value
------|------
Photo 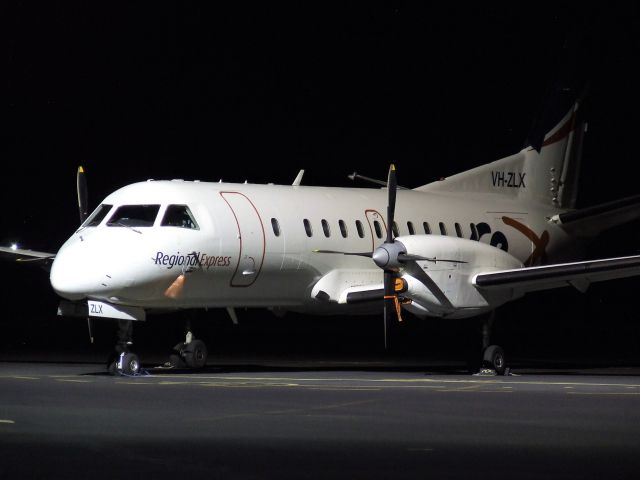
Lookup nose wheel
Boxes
[116,352,141,375]
[107,320,144,376]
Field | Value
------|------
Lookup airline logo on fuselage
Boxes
[154,251,232,270]
[491,171,526,188]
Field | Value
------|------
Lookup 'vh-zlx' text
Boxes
[491,171,526,188]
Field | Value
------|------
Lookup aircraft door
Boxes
[365,209,387,251]
[220,192,266,287]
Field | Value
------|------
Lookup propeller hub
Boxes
[373,241,406,271]
[372,246,390,269]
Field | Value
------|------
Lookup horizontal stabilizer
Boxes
[548,194,640,236]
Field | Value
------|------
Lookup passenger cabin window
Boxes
[355,220,365,238]
[373,220,383,239]
[407,221,415,235]
[161,205,199,229]
[271,218,281,237]
[455,222,463,238]
[470,222,479,240]
[321,219,331,237]
[392,222,399,237]
[423,222,431,234]
[338,219,348,238]
[303,219,313,237]
[107,205,160,227]
[439,222,447,235]
[83,204,112,227]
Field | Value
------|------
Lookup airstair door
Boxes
[220,192,265,287]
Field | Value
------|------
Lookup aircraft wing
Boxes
[0,246,56,264]
[473,255,640,296]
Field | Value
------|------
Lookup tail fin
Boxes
[415,98,587,210]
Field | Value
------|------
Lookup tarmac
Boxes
[2,352,640,479]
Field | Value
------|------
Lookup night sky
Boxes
[2,3,640,363]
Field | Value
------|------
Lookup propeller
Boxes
[76,166,93,343]
[314,164,466,350]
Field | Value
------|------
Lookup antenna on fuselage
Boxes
[292,169,305,186]
[348,171,409,189]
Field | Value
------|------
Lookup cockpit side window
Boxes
[161,205,199,229]
[107,205,160,227]
[83,204,113,227]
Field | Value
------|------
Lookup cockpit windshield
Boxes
[83,204,113,227]
[161,205,199,229]
[107,205,160,227]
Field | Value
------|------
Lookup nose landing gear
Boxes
[107,320,143,375]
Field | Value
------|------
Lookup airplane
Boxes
[2,91,640,376]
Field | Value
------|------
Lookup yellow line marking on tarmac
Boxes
[115,381,159,385]
[567,392,640,396]
[0,376,40,380]
[196,413,258,422]
[267,399,377,415]
[105,374,640,392]
[203,376,640,389]
[308,388,381,391]
[0,419,16,424]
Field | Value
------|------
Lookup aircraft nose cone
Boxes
[49,245,94,300]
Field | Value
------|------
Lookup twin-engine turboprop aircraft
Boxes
[2,95,640,375]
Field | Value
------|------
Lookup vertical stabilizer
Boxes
[415,97,587,209]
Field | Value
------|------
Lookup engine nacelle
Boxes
[396,235,522,318]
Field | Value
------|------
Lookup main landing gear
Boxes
[476,311,508,376]
[165,330,208,369]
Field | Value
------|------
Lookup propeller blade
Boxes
[77,166,88,225]
[386,164,397,243]
[402,260,454,310]
[383,270,394,350]
[397,253,467,264]
[164,274,186,299]
[313,249,373,258]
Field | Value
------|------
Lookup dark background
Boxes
[2,3,640,365]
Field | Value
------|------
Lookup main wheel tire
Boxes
[483,345,506,376]
[183,339,208,369]
[119,352,141,375]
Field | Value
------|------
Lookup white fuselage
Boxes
[49,180,577,316]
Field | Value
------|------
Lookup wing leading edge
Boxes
[473,255,640,296]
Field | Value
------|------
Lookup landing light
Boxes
[10,243,18,251]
